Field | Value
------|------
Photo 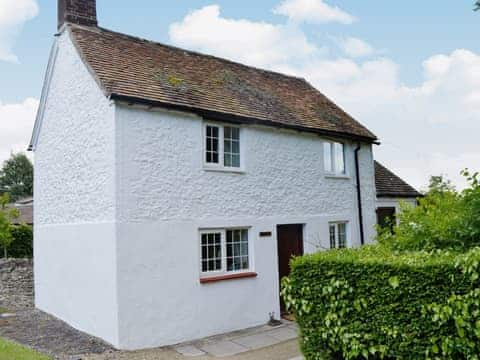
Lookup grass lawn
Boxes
[0,338,50,360]
[0,308,9,314]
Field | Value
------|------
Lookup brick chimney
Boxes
[58,0,98,30]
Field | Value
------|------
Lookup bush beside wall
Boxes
[0,224,33,259]
[282,246,480,359]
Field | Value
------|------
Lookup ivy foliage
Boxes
[282,246,480,359]
[379,171,480,252]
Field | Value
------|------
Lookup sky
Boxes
[0,0,479,191]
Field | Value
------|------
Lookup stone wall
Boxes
[0,259,34,310]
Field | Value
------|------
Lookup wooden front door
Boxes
[277,224,304,314]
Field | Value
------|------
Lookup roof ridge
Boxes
[69,24,309,83]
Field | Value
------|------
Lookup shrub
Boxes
[282,245,480,359]
[380,171,480,252]
[7,224,33,258]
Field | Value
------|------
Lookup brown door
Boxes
[277,224,304,314]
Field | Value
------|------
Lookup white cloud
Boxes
[336,37,374,58]
[273,0,355,24]
[0,0,39,62]
[0,98,38,164]
[169,5,317,69]
[169,5,480,190]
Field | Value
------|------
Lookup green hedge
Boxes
[0,224,33,258]
[282,246,480,359]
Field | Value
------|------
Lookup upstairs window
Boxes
[329,222,348,249]
[324,141,345,175]
[205,125,220,164]
[205,124,241,169]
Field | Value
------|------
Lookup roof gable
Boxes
[68,25,377,142]
[375,161,422,198]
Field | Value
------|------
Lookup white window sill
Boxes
[203,166,246,174]
[325,173,351,180]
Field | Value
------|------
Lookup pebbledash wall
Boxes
[34,30,118,346]
[115,105,377,349]
[35,28,377,350]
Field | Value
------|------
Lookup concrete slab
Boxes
[268,327,298,342]
[232,332,280,350]
[200,340,249,357]
[173,344,206,357]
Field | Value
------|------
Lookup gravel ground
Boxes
[0,309,113,360]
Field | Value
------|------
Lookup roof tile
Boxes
[69,25,377,141]
[375,161,422,198]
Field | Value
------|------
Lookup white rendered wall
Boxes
[114,105,377,349]
[34,30,119,346]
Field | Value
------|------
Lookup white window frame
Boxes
[329,222,349,249]
[324,141,346,176]
[199,228,252,278]
[203,123,243,172]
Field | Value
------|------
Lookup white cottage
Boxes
[30,0,379,350]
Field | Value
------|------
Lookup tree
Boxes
[0,193,19,258]
[475,1,480,11]
[0,153,33,202]
[427,175,455,195]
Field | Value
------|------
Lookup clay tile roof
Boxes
[375,161,422,198]
[68,25,378,142]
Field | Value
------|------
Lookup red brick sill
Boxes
[200,272,258,284]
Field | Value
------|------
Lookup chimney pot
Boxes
[58,0,97,30]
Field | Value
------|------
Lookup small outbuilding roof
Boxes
[67,24,377,143]
[375,161,422,198]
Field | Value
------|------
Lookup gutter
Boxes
[354,144,365,246]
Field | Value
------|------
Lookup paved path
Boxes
[0,308,302,360]
[84,340,302,360]
[174,322,298,357]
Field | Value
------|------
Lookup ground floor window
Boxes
[329,222,348,249]
[200,228,250,276]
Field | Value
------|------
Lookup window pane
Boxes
[329,224,336,249]
[232,155,240,168]
[201,232,222,272]
[324,143,332,173]
[226,229,249,272]
[224,126,240,168]
[338,223,347,248]
[334,143,345,174]
[206,126,219,164]
[224,154,232,167]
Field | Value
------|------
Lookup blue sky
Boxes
[1,0,479,189]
